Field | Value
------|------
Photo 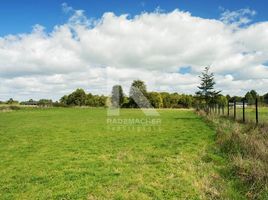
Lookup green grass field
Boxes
[228,107,268,124]
[0,108,244,199]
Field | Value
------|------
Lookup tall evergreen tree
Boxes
[196,66,221,112]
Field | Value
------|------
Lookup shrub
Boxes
[9,105,20,110]
[202,113,268,199]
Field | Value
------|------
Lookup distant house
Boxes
[20,99,38,106]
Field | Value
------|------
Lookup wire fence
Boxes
[205,98,268,125]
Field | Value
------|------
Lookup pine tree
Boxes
[196,66,221,112]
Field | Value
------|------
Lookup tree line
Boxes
[58,81,196,108]
[1,76,268,108]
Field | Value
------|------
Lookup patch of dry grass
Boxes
[204,113,268,199]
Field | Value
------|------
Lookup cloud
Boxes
[0,6,268,100]
[62,2,73,14]
[220,8,256,27]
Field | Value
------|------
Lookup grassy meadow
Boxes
[228,106,268,124]
[0,108,245,199]
[207,113,268,199]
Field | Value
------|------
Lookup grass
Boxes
[0,108,244,199]
[228,107,268,124]
[203,112,268,199]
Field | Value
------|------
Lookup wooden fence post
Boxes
[227,101,230,117]
[256,98,259,124]
[234,99,236,120]
[242,99,245,123]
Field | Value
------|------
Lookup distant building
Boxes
[20,99,38,106]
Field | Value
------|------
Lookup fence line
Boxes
[202,97,261,125]
[256,98,259,124]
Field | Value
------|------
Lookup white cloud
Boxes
[0,6,268,100]
[62,2,73,14]
[220,8,256,28]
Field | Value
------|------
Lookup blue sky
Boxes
[1,0,268,36]
[0,0,268,100]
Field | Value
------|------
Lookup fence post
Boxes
[256,98,259,124]
[210,105,212,114]
[242,99,245,123]
[234,99,236,120]
[212,104,214,114]
[227,101,230,117]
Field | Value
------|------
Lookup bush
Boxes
[202,113,268,199]
[0,105,20,111]
[9,105,20,110]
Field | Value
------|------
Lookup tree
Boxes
[196,66,221,112]
[93,95,107,107]
[37,99,53,107]
[148,92,163,108]
[245,92,254,105]
[217,95,228,107]
[85,93,107,107]
[6,98,14,104]
[60,95,68,105]
[129,80,150,108]
[264,93,268,104]
[67,89,87,106]
[85,93,94,106]
[178,94,193,108]
[111,85,124,108]
[249,90,258,99]
[7,98,19,105]
[169,93,180,108]
[121,96,130,108]
[160,92,171,108]
[60,90,107,107]
[20,99,37,106]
